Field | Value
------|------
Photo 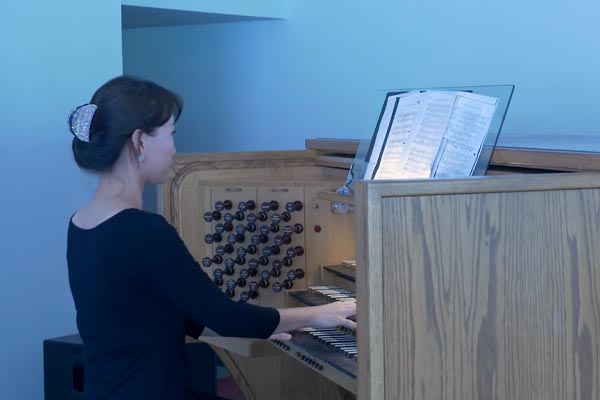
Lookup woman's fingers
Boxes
[337,317,357,330]
[269,332,292,341]
[310,301,357,328]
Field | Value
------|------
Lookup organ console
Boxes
[161,140,600,400]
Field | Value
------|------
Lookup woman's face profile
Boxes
[140,115,177,184]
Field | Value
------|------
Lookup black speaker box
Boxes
[43,334,224,400]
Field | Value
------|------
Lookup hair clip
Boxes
[68,104,97,143]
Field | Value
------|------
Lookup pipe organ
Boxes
[161,139,600,400]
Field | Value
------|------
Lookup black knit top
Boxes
[67,208,279,399]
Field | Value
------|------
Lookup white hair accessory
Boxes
[68,104,97,143]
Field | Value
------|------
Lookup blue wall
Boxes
[0,1,122,398]
[124,0,600,154]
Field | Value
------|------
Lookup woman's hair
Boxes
[71,76,183,173]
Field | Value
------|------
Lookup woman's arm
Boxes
[144,214,356,339]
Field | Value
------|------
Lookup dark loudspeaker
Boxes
[43,334,225,400]
[43,334,85,400]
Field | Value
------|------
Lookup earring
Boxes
[138,154,145,163]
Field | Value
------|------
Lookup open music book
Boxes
[363,90,499,180]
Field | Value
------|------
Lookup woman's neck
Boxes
[95,165,145,211]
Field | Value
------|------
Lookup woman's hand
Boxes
[271,300,356,340]
[311,301,356,330]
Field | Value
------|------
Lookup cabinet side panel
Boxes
[356,183,385,400]
[381,189,600,400]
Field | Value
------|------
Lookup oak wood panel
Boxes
[305,139,363,155]
[198,336,279,358]
[304,187,356,287]
[304,138,600,173]
[315,155,354,169]
[222,350,352,400]
[160,150,320,225]
[378,188,600,400]
[173,149,318,165]
[490,147,600,172]
[198,174,347,186]
[163,165,338,232]
[319,173,600,212]
[176,173,204,256]
[211,347,258,400]
[309,145,600,179]
[369,172,600,198]
[316,189,356,206]
[356,183,385,400]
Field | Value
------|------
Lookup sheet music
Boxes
[367,90,499,180]
[396,91,456,178]
[364,92,418,179]
[432,92,497,177]
[375,91,456,179]
[432,140,479,178]
[444,92,497,146]
[374,92,425,179]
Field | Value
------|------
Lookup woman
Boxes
[67,76,356,399]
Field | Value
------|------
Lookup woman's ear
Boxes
[131,129,145,153]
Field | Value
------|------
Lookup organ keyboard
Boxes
[289,286,357,305]
[272,285,358,393]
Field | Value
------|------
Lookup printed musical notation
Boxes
[364,90,498,180]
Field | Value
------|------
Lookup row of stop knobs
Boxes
[203,200,303,244]
[202,244,304,268]
[204,222,304,247]
[207,244,305,297]
[215,266,306,301]
[204,199,303,221]
[210,199,303,212]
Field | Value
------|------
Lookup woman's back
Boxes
[68,209,188,399]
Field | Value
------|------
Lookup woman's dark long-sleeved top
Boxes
[67,208,280,399]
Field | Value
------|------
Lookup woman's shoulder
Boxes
[132,209,173,230]
[123,209,180,240]
[70,207,172,233]
[115,208,173,231]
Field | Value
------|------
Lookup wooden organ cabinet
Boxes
[160,139,600,400]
